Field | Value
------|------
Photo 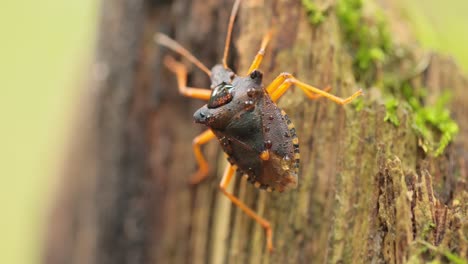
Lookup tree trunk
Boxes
[43,0,468,263]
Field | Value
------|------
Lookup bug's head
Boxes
[194,69,264,129]
[210,64,235,89]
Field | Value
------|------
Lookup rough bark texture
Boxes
[44,0,467,263]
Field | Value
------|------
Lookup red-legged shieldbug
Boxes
[155,0,362,252]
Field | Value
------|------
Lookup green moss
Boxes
[411,91,459,156]
[414,240,467,264]
[336,0,392,83]
[420,222,436,238]
[301,0,326,25]
[384,97,400,126]
[383,80,459,156]
[334,0,458,156]
[383,76,458,155]
[351,96,364,111]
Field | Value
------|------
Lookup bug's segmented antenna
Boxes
[222,0,242,69]
[155,33,212,76]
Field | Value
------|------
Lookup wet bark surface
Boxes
[44,0,467,263]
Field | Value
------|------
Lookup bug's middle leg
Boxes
[219,164,274,252]
[246,30,273,74]
[163,56,212,100]
[190,129,216,184]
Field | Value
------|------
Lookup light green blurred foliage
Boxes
[0,1,97,264]
[335,0,461,156]
[405,0,468,72]
[0,1,466,264]
[336,0,392,83]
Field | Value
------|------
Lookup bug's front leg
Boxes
[163,56,212,100]
[191,129,216,184]
[219,164,274,252]
[246,30,273,74]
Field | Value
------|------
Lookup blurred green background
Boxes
[0,1,97,263]
[405,0,468,69]
[0,1,466,263]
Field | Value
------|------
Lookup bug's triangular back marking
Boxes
[222,0,242,69]
[154,33,211,76]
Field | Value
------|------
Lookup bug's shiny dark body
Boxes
[194,66,299,192]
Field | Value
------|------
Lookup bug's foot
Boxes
[341,88,363,105]
[265,223,274,253]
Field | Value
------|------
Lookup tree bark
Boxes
[44,0,468,263]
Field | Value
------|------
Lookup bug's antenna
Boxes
[222,0,241,69]
[155,33,211,76]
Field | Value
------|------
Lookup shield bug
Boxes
[155,0,362,252]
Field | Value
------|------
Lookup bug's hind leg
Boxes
[163,56,212,100]
[265,72,362,104]
[266,73,329,100]
[302,86,332,99]
[191,129,216,184]
[219,164,274,252]
[266,73,332,100]
[246,30,273,74]
[288,78,362,104]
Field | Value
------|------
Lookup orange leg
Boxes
[266,72,292,94]
[219,164,273,252]
[163,56,212,100]
[267,73,331,100]
[190,129,216,184]
[266,72,362,104]
[247,30,273,74]
[303,86,332,99]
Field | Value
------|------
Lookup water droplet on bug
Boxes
[264,140,272,149]
[244,100,255,111]
[281,156,291,170]
[268,115,274,120]
[247,88,256,97]
[264,126,270,132]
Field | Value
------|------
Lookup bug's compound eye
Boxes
[208,82,234,108]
